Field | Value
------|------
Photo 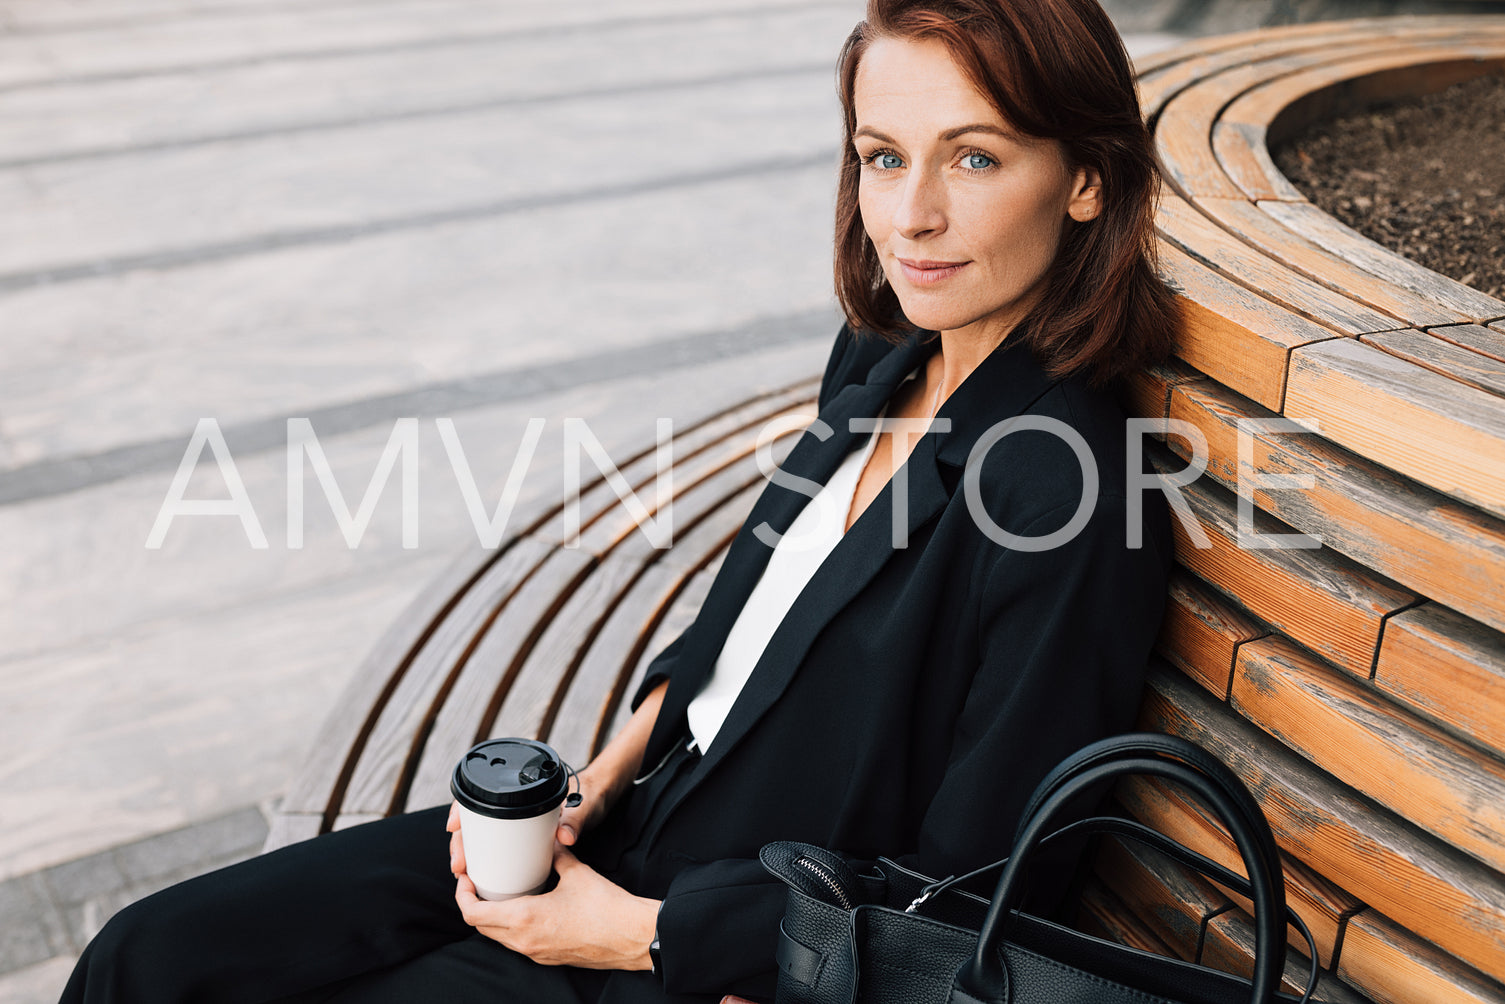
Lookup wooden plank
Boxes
[1115,358,1208,427]
[1427,324,1505,365]
[1093,831,1227,961]
[1131,16,1492,94]
[1155,453,1416,679]
[605,558,721,742]
[1139,663,1505,980]
[475,550,646,749]
[1262,46,1505,147]
[1211,117,1306,202]
[1375,602,1505,761]
[1159,240,1334,411]
[276,540,535,817]
[1153,39,1449,199]
[1201,905,1319,996]
[1284,337,1505,520]
[1115,774,1363,969]
[1165,379,1505,634]
[1215,45,1505,200]
[1134,19,1484,116]
[397,546,598,811]
[260,812,321,853]
[1232,635,1505,873]
[336,537,571,816]
[571,403,805,560]
[1259,200,1505,323]
[1339,909,1505,1004]
[546,476,761,766]
[1075,877,1180,958]
[1194,196,1469,326]
[1362,329,1505,399]
[295,535,555,820]
[1155,567,1267,698]
[1158,194,1404,336]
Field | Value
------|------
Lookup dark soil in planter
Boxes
[1273,73,1505,298]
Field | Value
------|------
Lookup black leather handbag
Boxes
[759,732,1319,1004]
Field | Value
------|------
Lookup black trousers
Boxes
[61,738,706,1004]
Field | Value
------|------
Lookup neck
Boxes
[927,280,1044,405]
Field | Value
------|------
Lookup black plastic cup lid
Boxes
[451,738,570,820]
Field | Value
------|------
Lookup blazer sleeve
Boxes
[909,491,1172,881]
[649,493,1171,998]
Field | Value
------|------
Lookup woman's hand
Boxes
[556,761,617,847]
[454,843,660,970]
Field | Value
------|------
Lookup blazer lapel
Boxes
[644,336,951,824]
[639,326,1062,819]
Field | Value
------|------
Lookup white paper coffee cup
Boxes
[451,738,576,901]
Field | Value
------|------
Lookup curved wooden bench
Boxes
[1100,17,1505,1004]
[269,15,1505,1004]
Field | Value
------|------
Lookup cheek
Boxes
[857,184,888,245]
[965,183,1068,260]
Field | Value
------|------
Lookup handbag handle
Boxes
[907,814,1318,999]
[952,734,1287,1004]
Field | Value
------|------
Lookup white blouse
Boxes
[686,368,920,754]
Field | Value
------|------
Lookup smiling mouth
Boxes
[897,258,969,285]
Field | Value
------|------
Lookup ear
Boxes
[1067,165,1103,222]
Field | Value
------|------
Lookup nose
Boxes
[892,166,947,241]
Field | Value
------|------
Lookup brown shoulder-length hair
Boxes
[834,0,1179,388]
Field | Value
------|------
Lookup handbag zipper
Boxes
[794,856,854,910]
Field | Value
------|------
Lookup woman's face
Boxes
[853,36,1101,342]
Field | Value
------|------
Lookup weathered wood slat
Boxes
[1360,329,1505,399]
[1284,337,1505,519]
[1092,832,1228,960]
[335,537,560,817]
[1215,44,1505,201]
[1426,324,1505,365]
[1075,878,1181,958]
[1154,38,1469,199]
[1165,378,1505,634]
[1158,195,1403,337]
[1155,568,1266,698]
[1258,200,1505,323]
[1159,241,1334,411]
[1232,636,1505,873]
[1114,775,1363,969]
[1139,664,1505,981]
[1202,905,1321,996]
[1116,358,1208,427]
[1194,196,1470,326]
[1152,448,1416,678]
[1338,909,1505,1004]
[1374,602,1505,761]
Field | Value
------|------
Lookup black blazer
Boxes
[583,323,1174,1004]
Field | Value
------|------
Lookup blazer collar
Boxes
[641,323,1063,832]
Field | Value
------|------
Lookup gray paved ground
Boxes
[1,0,1486,998]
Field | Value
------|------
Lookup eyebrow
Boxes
[854,123,1017,144]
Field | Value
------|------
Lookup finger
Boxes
[557,820,576,845]
[454,873,482,925]
[450,829,467,875]
[552,842,580,870]
[446,801,460,832]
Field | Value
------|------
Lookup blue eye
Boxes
[964,152,995,170]
[878,153,903,169]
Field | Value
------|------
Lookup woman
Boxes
[62,0,1178,1001]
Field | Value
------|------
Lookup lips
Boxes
[897,257,969,286]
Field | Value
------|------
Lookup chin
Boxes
[891,296,989,335]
